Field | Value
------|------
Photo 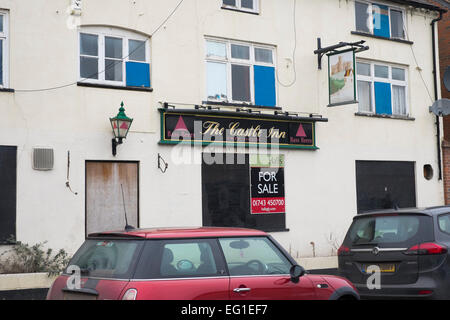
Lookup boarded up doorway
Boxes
[86,161,139,235]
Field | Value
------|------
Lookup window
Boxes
[159,241,219,277]
[439,214,450,235]
[355,161,416,214]
[219,237,292,276]
[356,61,408,116]
[354,1,406,40]
[222,0,259,14]
[205,39,276,107]
[79,27,151,88]
[0,146,16,243]
[0,11,9,88]
[66,240,143,279]
[202,154,286,232]
[346,215,433,245]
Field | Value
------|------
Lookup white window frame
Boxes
[0,10,9,88]
[356,60,409,116]
[78,26,150,87]
[222,0,259,14]
[354,0,407,40]
[205,37,276,105]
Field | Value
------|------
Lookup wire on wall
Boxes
[14,0,186,93]
[275,0,297,88]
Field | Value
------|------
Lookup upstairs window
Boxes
[355,1,406,40]
[357,61,408,116]
[205,39,276,107]
[79,27,151,88]
[222,0,259,14]
[0,11,9,88]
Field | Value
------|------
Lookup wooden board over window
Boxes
[0,146,16,243]
[86,161,139,235]
[356,160,416,214]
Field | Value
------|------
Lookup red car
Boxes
[47,227,359,300]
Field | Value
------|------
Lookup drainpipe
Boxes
[431,10,443,180]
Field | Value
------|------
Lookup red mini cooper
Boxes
[47,227,359,300]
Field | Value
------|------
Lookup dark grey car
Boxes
[338,206,450,299]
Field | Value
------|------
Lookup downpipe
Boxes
[431,10,444,180]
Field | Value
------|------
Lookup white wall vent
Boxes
[32,148,54,171]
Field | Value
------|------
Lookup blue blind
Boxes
[374,82,392,115]
[126,62,150,88]
[254,65,276,107]
[373,4,390,38]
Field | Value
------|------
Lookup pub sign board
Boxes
[159,109,321,150]
[250,155,285,215]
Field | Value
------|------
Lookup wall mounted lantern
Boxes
[110,102,133,156]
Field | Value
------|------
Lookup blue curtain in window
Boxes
[373,4,390,38]
[126,62,150,88]
[374,82,392,115]
[254,65,276,107]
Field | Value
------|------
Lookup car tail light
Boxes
[405,243,447,255]
[122,288,138,300]
[418,290,433,295]
[338,245,353,256]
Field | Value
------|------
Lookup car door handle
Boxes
[233,287,251,293]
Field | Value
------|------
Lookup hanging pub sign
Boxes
[250,155,285,215]
[159,108,327,150]
[328,49,357,107]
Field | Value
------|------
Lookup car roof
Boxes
[356,205,450,218]
[88,227,268,239]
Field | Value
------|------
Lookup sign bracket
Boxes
[314,38,369,70]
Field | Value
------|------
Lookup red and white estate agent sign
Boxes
[250,155,285,214]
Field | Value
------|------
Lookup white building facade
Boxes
[0,0,445,257]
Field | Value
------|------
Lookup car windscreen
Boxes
[65,239,144,279]
[345,215,433,247]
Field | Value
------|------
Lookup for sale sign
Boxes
[250,155,285,214]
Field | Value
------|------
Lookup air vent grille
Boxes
[33,148,54,170]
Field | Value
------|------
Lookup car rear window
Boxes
[345,215,433,246]
[66,239,143,279]
[438,214,450,234]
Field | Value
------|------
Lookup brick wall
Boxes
[427,1,450,138]
[427,1,450,203]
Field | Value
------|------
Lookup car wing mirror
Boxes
[290,265,306,283]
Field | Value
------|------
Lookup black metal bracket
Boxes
[112,138,123,157]
[314,38,370,70]
[158,153,168,173]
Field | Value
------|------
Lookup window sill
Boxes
[351,31,413,45]
[221,6,259,15]
[0,88,15,93]
[203,100,282,110]
[77,82,153,92]
[355,112,415,121]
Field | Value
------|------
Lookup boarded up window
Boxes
[356,161,416,213]
[86,161,139,235]
[0,146,17,243]
[202,154,286,232]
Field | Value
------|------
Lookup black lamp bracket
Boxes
[112,137,123,157]
[314,38,369,70]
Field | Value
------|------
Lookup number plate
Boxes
[362,263,396,273]
[63,292,98,300]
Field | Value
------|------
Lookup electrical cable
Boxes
[14,0,185,93]
[402,9,435,104]
[275,0,297,88]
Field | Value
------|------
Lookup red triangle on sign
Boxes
[296,124,307,137]
[120,122,129,129]
[174,116,189,132]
